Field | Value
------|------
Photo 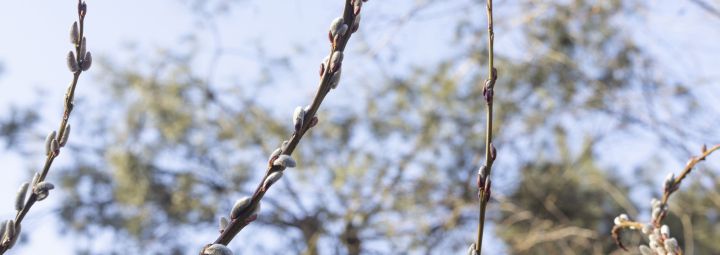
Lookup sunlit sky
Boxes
[1,0,719,254]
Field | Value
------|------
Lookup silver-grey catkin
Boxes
[45,131,57,156]
[264,171,283,188]
[269,148,283,161]
[4,220,14,242]
[230,196,251,220]
[80,37,87,58]
[203,244,234,255]
[0,220,7,242]
[329,17,345,38]
[67,51,80,73]
[36,190,49,201]
[60,124,71,147]
[15,182,29,211]
[34,182,55,194]
[293,106,305,129]
[330,51,343,71]
[282,140,289,150]
[6,223,20,249]
[639,245,654,255]
[219,216,229,231]
[273,155,297,168]
[329,69,342,89]
[31,172,40,186]
[70,21,79,44]
[467,243,477,255]
[80,52,92,71]
[51,140,60,156]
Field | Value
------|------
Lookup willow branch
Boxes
[0,1,89,254]
[203,0,363,250]
[476,0,496,253]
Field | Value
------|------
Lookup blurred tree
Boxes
[1,0,719,254]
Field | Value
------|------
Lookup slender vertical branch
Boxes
[475,0,496,253]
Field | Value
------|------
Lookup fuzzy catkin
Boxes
[15,182,29,211]
[273,155,297,168]
[218,216,229,231]
[45,131,57,156]
[230,197,251,220]
[329,69,342,89]
[60,124,71,147]
[203,244,233,255]
[67,51,80,73]
[81,52,92,71]
[70,21,79,44]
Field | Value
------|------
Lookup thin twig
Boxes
[476,0,496,253]
[202,0,363,251]
[0,1,89,254]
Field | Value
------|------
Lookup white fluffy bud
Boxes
[329,68,342,89]
[45,131,57,156]
[273,155,297,168]
[230,197,251,220]
[218,216,229,232]
[203,244,234,255]
[15,182,29,211]
[60,124,71,147]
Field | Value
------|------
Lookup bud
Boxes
[282,140,289,150]
[619,214,628,221]
[230,197,251,220]
[639,245,654,255]
[34,182,55,194]
[263,171,283,191]
[476,174,484,189]
[352,13,361,33]
[203,244,234,255]
[330,51,343,73]
[664,238,679,253]
[31,172,40,186]
[15,182,29,211]
[489,143,497,160]
[642,224,654,234]
[4,220,15,242]
[80,37,87,58]
[6,223,20,249]
[273,155,297,168]
[484,87,494,104]
[293,106,305,132]
[70,21,79,44]
[0,220,6,242]
[45,131,57,156]
[249,202,261,217]
[702,143,707,153]
[60,124,71,147]
[655,247,667,255]
[353,0,362,15]
[218,216,229,232]
[51,139,60,156]
[652,207,661,221]
[309,117,319,128]
[79,1,87,17]
[613,217,621,226]
[329,17,346,44]
[660,225,670,237]
[269,148,283,161]
[64,82,75,106]
[492,68,498,80]
[467,243,478,255]
[67,51,80,73]
[80,52,92,71]
[329,68,342,89]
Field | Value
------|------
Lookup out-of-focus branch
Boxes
[474,0,498,254]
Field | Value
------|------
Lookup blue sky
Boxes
[1,0,719,254]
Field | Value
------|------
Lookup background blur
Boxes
[1,0,720,254]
